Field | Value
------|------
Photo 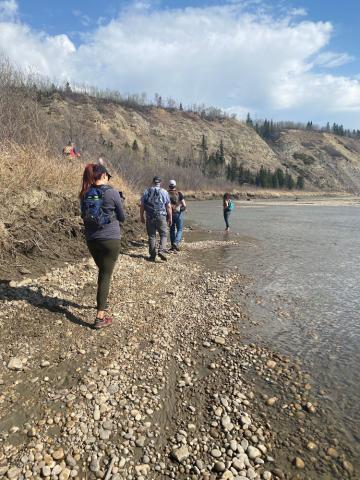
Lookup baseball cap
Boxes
[153,175,161,184]
[94,163,112,179]
[169,179,176,187]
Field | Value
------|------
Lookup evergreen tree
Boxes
[246,113,253,127]
[296,175,305,189]
[219,139,225,163]
[275,168,285,188]
[179,102,183,111]
[132,139,139,151]
[227,157,237,182]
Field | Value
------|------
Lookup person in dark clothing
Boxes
[80,163,125,329]
[223,192,233,231]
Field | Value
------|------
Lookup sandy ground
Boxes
[0,239,357,480]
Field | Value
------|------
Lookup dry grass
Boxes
[1,141,133,213]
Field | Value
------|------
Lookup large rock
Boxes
[171,446,189,463]
[7,357,23,371]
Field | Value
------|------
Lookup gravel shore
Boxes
[0,240,357,480]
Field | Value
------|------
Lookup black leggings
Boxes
[224,210,231,228]
[87,239,121,310]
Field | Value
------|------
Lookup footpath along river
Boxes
[185,198,360,456]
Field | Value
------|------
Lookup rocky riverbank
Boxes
[0,240,357,480]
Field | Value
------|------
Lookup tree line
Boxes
[246,113,360,140]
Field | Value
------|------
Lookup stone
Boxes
[211,449,222,458]
[266,360,276,369]
[214,336,226,345]
[136,435,146,447]
[53,448,65,460]
[247,446,261,460]
[307,441,317,451]
[171,446,189,463]
[263,472,272,480]
[221,471,234,480]
[342,460,353,474]
[59,468,71,480]
[327,447,338,458]
[214,462,226,473]
[7,358,23,371]
[42,466,51,477]
[232,458,245,471]
[40,360,50,368]
[266,397,277,406]
[6,467,21,479]
[294,457,305,469]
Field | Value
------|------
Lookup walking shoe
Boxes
[147,256,156,262]
[173,244,180,251]
[158,252,167,261]
[93,316,113,330]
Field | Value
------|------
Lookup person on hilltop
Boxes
[168,179,186,251]
[223,192,234,232]
[63,141,81,158]
[140,176,172,262]
[80,163,125,329]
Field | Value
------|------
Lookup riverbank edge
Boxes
[183,189,350,201]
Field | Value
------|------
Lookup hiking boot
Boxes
[93,316,113,330]
[158,252,167,261]
[147,256,156,262]
[173,244,180,251]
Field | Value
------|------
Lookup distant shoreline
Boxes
[183,189,352,201]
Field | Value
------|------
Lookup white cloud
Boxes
[0,0,17,20]
[0,2,359,126]
[314,51,353,69]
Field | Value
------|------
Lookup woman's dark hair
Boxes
[223,192,230,200]
[79,163,106,198]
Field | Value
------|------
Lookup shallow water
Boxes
[186,199,360,447]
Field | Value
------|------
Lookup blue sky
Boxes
[1,0,360,127]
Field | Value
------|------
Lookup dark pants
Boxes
[87,239,121,310]
[224,210,231,229]
[146,215,167,258]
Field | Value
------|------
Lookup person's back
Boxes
[168,179,186,250]
[140,176,172,261]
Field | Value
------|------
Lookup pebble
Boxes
[7,357,23,371]
[294,457,305,469]
[266,397,277,406]
[171,446,189,462]
[211,448,222,458]
[247,446,261,460]
[6,467,21,479]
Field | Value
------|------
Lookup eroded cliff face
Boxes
[44,93,360,191]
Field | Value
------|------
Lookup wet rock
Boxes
[326,447,338,458]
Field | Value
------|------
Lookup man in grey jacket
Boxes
[140,176,172,261]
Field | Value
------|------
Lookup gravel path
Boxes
[0,242,356,479]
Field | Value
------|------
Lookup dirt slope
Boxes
[36,92,360,192]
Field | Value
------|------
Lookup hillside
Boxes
[36,91,360,192]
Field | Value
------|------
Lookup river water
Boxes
[186,199,360,449]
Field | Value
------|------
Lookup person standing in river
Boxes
[80,163,125,329]
[223,192,234,231]
[168,179,186,251]
[140,176,172,261]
